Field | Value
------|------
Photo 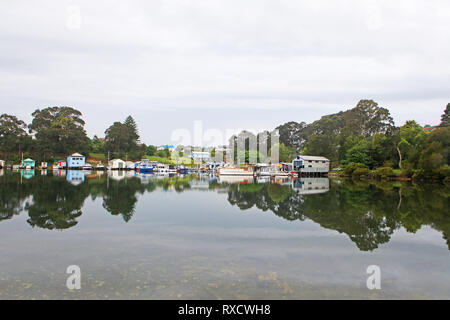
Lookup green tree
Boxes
[104,122,130,156]
[146,145,157,156]
[29,107,89,157]
[396,121,426,169]
[0,114,31,159]
[90,135,105,153]
[441,103,450,127]
[124,115,140,146]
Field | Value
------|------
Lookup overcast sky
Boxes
[1,0,449,146]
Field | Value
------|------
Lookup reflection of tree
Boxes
[226,180,450,251]
[1,171,449,249]
[0,173,31,221]
[102,177,145,222]
[26,177,90,230]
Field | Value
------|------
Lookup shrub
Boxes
[344,162,368,176]
[373,167,395,180]
[352,167,371,179]
[437,165,450,181]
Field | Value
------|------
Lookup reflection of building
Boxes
[189,180,210,189]
[109,170,126,181]
[66,170,85,185]
[292,178,330,195]
[21,169,35,179]
[218,175,254,184]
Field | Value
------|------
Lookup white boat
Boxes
[156,164,169,173]
[96,164,105,170]
[218,167,254,176]
[83,163,93,170]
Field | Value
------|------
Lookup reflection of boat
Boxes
[177,166,189,174]
[256,176,271,184]
[292,178,330,195]
[218,166,254,176]
[218,175,254,184]
[156,164,169,173]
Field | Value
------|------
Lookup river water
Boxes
[0,169,449,299]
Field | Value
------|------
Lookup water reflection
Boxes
[0,170,449,252]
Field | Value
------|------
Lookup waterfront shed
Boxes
[67,153,86,168]
[292,156,330,174]
[109,159,126,170]
[21,158,35,168]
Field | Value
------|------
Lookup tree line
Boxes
[0,106,163,164]
[229,100,449,182]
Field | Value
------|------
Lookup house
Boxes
[67,153,86,169]
[54,160,67,169]
[424,125,440,132]
[21,158,35,168]
[157,145,175,152]
[292,156,330,174]
[191,151,211,162]
[109,159,126,170]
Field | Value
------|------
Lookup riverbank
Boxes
[327,166,450,184]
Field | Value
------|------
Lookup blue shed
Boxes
[67,153,86,168]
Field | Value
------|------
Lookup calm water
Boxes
[0,169,449,299]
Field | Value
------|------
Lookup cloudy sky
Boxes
[1,0,449,145]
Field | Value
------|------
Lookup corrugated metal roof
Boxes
[298,155,330,161]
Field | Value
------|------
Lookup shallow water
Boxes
[0,169,449,299]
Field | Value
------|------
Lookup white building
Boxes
[0,160,4,168]
[109,159,126,170]
[292,156,330,174]
[191,151,211,162]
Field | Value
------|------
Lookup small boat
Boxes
[156,164,169,173]
[137,161,154,173]
[82,163,93,170]
[177,166,189,174]
[168,164,177,174]
[96,164,105,171]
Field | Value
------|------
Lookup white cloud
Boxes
[0,0,448,144]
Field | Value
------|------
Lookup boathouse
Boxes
[21,158,35,168]
[293,156,330,174]
[109,159,126,170]
[67,153,85,169]
[55,160,67,169]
